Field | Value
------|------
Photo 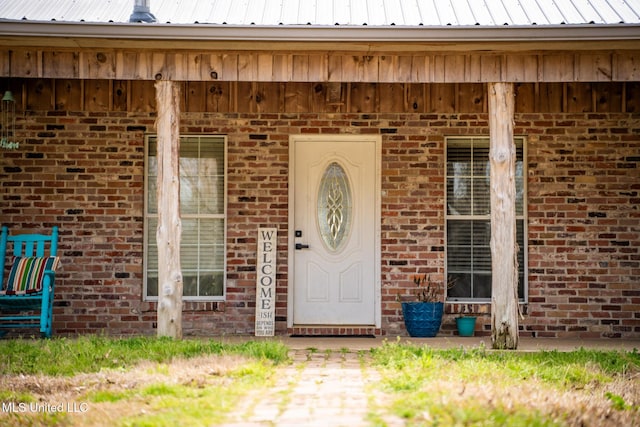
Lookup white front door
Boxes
[289,135,380,326]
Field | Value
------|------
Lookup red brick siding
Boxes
[1,111,638,338]
[525,113,640,338]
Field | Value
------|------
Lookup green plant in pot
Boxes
[400,274,444,337]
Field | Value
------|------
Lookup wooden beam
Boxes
[155,80,183,339]
[3,48,639,83]
[488,82,519,350]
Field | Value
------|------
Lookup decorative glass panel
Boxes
[317,162,352,251]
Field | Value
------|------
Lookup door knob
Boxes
[295,243,309,250]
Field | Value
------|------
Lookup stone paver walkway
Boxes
[224,348,401,426]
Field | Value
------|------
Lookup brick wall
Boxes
[525,113,640,338]
[1,111,638,338]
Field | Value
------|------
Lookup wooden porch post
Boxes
[155,80,183,339]
[488,82,519,350]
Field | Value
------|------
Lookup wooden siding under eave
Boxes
[5,79,638,115]
[0,49,639,83]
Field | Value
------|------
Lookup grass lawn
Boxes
[0,336,289,426]
[367,339,640,426]
[0,336,638,426]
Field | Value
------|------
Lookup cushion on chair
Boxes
[2,256,60,295]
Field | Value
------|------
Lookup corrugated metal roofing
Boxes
[1,0,640,26]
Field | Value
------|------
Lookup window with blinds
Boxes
[446,137,526,302]
[144,135,227,301]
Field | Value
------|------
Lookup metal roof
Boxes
[1,0,640,26]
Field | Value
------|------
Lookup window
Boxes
[446,137,527,302]
[144,135,226,301]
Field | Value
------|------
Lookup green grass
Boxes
[0,336,289,427]
[2,337,638,426]
[369,340,640,425]
[0,390,36,404]
[0,335,289,376]
[86,389,133,403]
[389,393,562,427]
[371,341,639,389]
[121,383,245,427]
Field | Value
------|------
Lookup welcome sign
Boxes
[255,227,277,336]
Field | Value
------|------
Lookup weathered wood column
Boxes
[155,80,183,339]
[488,82,519,350]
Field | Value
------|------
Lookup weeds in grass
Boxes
[605,391,640,412]
[0,390,36,404]
[86,389,132,404]
[1,338,638,426]
[372,340,638,389]
[370,340,640,426]
[389,392,562,427]
[0,337,289,427]
[229,360,273,383]
[120,383,243,427]
[0,336,289,376]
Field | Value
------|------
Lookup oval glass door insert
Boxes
[317,161,352,251]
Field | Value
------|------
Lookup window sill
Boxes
[446,301,528,315]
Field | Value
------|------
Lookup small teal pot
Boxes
[455,316,477,337]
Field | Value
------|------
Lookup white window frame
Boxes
[143,134,227,302]
[445,136,528,303]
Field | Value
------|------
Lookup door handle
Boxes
[295,243,310,250]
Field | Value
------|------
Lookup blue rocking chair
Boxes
[0,226,60,338]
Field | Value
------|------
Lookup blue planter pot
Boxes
[456,316,477,337]
[401,302,444,337]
